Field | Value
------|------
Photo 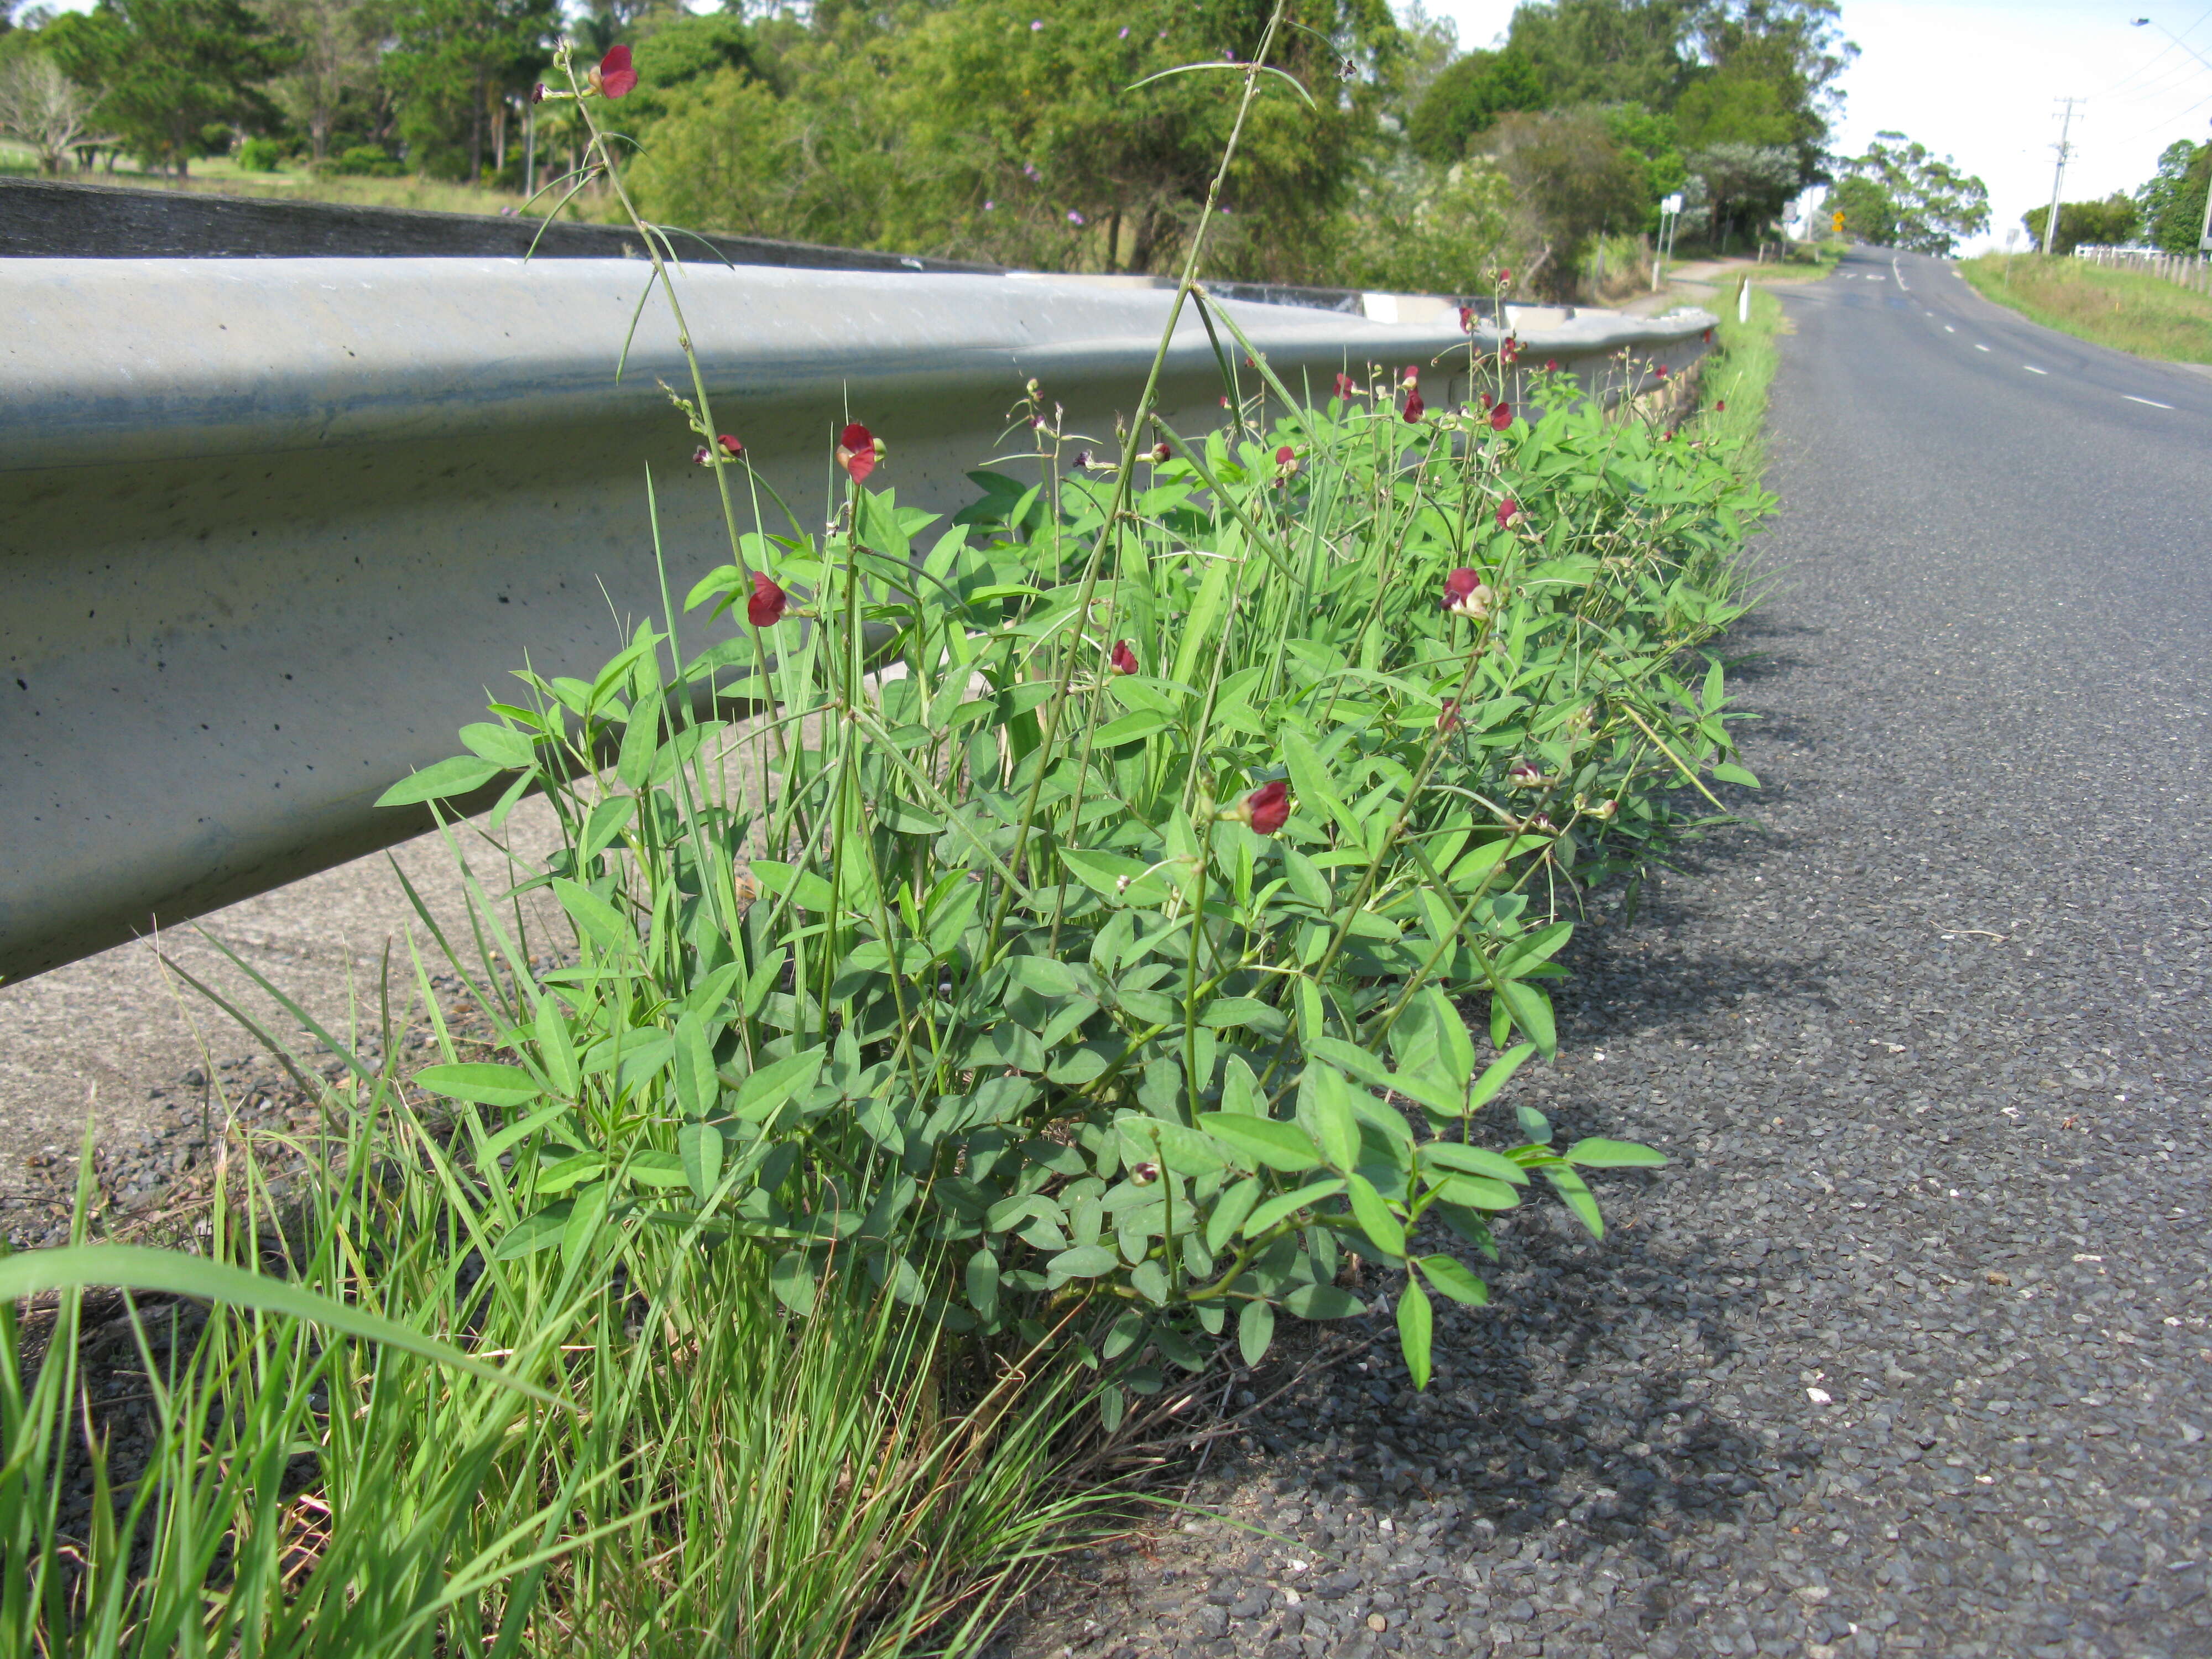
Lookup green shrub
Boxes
[384,346,1762,1408]
[332,143,404,178]
[236,135,285,172]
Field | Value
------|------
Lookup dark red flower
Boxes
[1244,779,1291,836]
[1458,304,1475,332]
[1109,639,1138,676]
[593,45,638,99]
[1273,443,1297,479]
[1437,698,1461,733]
[837,421,882,483]
[691,445,711,466]
[1494,267,1512,289]
[1655,363,1670,381]
[748,570,788,628]
[717,433,743,459]
[1402,389,1425,424]
[1544,358,1558,372]
[1400,364,1420,390]
[530,82,547,104]
[1507,759,1545,787]
[1501,335,1522,365]
[1496,495,1521,529]
[1478,391,1493,411]
[1441,567,1491,618]
[1151,440,1171,462]
[1489,402,1512,432]
[1334,371,1358,401]
[1714,399,1727,413]
[1703,327,1714,343]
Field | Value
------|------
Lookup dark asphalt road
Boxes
[999,251,2212,1659]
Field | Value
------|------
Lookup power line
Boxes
[2042,96,2083,250]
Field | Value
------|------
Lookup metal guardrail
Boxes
[0,251,1713,981]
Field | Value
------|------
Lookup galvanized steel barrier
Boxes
[0,251,1713,980]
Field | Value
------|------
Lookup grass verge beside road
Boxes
[1960,252,2212,366]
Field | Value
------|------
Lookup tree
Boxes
[1486,105,1650,294]
[1829,130,1987,255]
[1680,139,1797,249]
[1406,47,1546,164]
[1505,0,1695,111]
[46,0,289,176]
[2136,137,2210,256]
[1332,153,1514,291]
[1682,0,1853,187]
[253,0,384,163]
[2023,195,2138,255]
[0,49,111,171]
[382,0,554,181]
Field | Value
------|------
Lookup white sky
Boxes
[1420,0,2212,253]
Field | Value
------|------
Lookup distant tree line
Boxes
[0,0,1860,294]
[2013,139,2210,256]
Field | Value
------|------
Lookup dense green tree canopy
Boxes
[1406,46,1545,164]
[46,0,289,174]
[2023,195,2138,256]
[1829,129,1988,255]
[2136,137,2210,256]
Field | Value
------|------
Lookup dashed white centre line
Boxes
[2024,365,2049,375]
[1944,325,1956,333]
[2124,395,2174,409]
[1975,343,1991,352]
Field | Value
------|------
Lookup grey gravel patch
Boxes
[987,251,2212,1659]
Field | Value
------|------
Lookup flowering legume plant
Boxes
[382,27,1766,1413]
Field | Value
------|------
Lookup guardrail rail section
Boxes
[1,241,1712,980]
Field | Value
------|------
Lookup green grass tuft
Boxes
[1959,253,2212,365]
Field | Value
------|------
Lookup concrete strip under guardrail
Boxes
[0,255,1713,982]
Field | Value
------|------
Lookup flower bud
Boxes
[748,571,789,628]
[1109,640,1138,676]
[1273,443,1298,479]
[1333,372,1359,401]
[1489,402,1513,432]
[1507,759,1545,789]
[1402,390,1425,424]
[1495,495,1521,529]
[836,421,883,483]
[1151,440,1172,462]
[1129,1161,1160,1186]
[1228,779,1291,836]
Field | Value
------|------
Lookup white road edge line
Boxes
[2124,395,2175,409]
[2024,366,2049,375]
[1944,325,1956,333]
[1975,343,1991,352]
[1892,255,1911,293]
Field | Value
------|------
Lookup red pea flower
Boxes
[1334,371,1358,401]
[1703,327,1714,343]
[836,421,883,483]
[592,45,638,99]
[1714,399,1727,413]
[1507,759,1545,787]
[1274,443,1298,479]
[1458,304,1475,332]
[1494,267,1512,289]
[1109,640,1138,676]
[692,444,712,466]
[1400,364,1420,391]
[1441,566,1493,618]
[530,82,547,104]
[1544,358,1558,372]
[1496,495,1521,529]
[1478,391,1493,411]
[1655,363,1670,381]
[1402,389,1425,424]
[1489,402,1512,432]
[1436,698,1461,733]
[748,570,788,628]
[1151,440,1172,462]
[718,433,743,459]
[1501,335,1522,365]
[1244,779,1291,836]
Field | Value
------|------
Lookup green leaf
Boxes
[625,1150,691,1188]
[1545,1165,1605,1238]
[493,1202,572,1260]
[1207,1176,1261,1253]
[1493,979,1556,1058]
[1415,1254,1490,1307]
[1058,848,1173,907]
[1049,1244,1120,1279]
[460,721,536,768]
[747,860,839,914]
[1196,1113,1324,1173]
[1416,1142,1530,1185]
[770,1249,818,1314]
[553,878,635,955]
[729,1046,826,1124]
[1515,1104,1553,1145]
[674,1012,717,1119]
[1346,1174,1406,1258]
[1493,921,1574,982]
[0,1245,562,1405]
[1431,1173,1520,1211]
[1467,1042,1537,1111]
[677,1120,724,1201]
[1396,1272,1433,1389]
[1243,1178,1346,1237]
[1296,1065,1362,1172]
[966,1249,1000,1323]
[1238,1298,1276,1368]
[1563,1137,1668,1168]
[1219,1055,1264,1117]
[412,1063,541,1110]
[1711,762,1760,788]
[1092,709,1174,747]
[1283,1284,1363,1320]
[374,755,503,808]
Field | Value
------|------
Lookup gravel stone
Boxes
[984,253,2212,1658]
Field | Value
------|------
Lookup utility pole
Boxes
[2043,97,2083,255]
